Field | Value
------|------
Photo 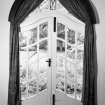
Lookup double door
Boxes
[20,16,84,105]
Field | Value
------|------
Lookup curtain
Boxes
[8,0,98,105]
[8,0,43,105]
[59,0,98,105]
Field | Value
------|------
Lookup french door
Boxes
[19,16,84,105]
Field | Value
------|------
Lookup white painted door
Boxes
[19,17,53,105]
[53,17,85,105]
[20,16,85,105]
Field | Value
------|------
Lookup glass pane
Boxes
[39,40,48,51]
[77,49,84,61]
[39,57,48,92]
[57,23,65,40]
[19,32,27,48]
[66,62,76,98]
[56,57,65,92]
[28,46,38,80]
[57,40,65,52]
[67,50,75,60]
[19,51,27,82]
[28,80,37,96]
[67,28,75,44]
[20,83,27,98]
[28,28,37,45]
[56,75,65,92]
[67,45,73,51]
[39,40,48,92]
[39,22,48,39]
[77,32,84,45]
[66,80,75,98]
[28,45,37,51]
[75,63,83,100]
[76,77,82,100]
[39,73,47,92]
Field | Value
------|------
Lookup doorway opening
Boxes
[19,3,85,104]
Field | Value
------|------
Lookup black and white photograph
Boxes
[0,0,105,105]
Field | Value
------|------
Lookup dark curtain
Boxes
[59,0,98,105]
[8,0,98,105]
[8,0,43,105]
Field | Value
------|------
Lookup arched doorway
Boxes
[8,0,98,105]
[19,1,85,104]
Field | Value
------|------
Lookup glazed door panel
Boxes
[20,16,85,105]
[19,18,53,105]
[54,17,85,105]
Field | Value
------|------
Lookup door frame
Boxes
[20,9,85,105]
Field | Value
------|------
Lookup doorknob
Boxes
[46,58,52,67]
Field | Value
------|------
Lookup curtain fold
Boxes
[8,23,20,105]
[59,0,97,105]
[8,0,44,105]
[83,22,97,105]
[8,0,98,105]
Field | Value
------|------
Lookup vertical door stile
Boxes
[27,31,30,98]
[52,17,57,95]
[48,17,52,100]
[74,31,78,99]
[65,26,67,94]
[37,24,39,94]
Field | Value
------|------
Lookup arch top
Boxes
[8,0,99,24]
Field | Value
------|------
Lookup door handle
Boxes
[52,94,55,105]
[46,58,52,67]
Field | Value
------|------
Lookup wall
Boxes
[92,0,105,105]
[0,0,14,105]
[0,0,105,105]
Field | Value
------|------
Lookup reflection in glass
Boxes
[66,61,77,97]
[67,50,75,59]
[28,50,38,80]
[75,64,83,100]
[56,56,65,92]
[57,56,65,68]
[66,82,75,97]
[57,23,65,39]
[67,45,73,51]
[77,49,84,60]
[19,51,27,82]
[76,80,82,100]
[28,45,37,51]
[57,40,65,52]
[66,70,75,97]
[77,32,84,45]
[56,77,64,92]
[28,80,37,96]
[39,73,47,92]
[67,29,75,44]
[39,40,48,51]
[39,44,48,92]
[39,22,48,39]
[19,32,27,48]
[20,83,27,98]
[28,28,37,44]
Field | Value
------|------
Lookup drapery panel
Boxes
[59,0,97,105]
[8,0,98,105]
[8,0,44,105]
[8,23,20,105]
